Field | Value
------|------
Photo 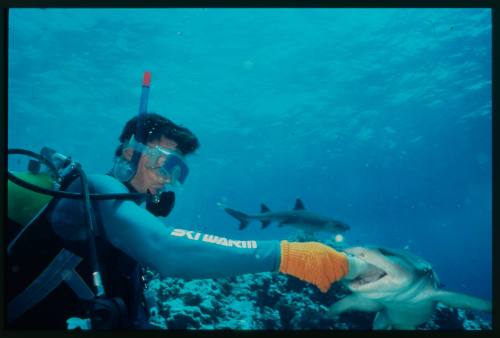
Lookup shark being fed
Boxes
[327,246,492,330]
[221,198,350,234]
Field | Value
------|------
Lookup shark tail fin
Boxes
[224,208,250,230]
[432,290,492,312]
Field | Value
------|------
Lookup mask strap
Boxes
[116,136,143,182]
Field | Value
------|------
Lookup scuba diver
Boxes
[6,72,369,330]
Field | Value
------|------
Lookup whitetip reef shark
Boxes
[220,198,349,234]
[326,246,492,330]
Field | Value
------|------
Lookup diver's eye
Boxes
[156,155,167,167]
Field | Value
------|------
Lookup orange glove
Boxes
[279,240,349,293]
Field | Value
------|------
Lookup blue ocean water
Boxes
[8,7,492,305]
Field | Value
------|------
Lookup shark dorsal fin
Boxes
[294,198,305,210]
[261,204,271,213]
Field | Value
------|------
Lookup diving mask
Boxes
[143,146,189,186]
[127,136,189,186]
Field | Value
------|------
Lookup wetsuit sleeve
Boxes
[50,175,281,279]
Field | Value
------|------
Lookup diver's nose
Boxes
[160,175,172,184]
[158,175,171,185]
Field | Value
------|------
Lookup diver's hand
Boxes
[343,254,370,280]
[279,241,349,293]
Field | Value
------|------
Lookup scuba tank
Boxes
[8,171,54,227]
[7,147,80,249]
[8,147,76,229]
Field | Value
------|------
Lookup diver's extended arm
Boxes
[108,201,281,279]
[51,175,362,289]
[51,175,280,279]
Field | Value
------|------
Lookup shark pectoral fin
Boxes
[326,295,382,318]
[261,220,271,229]
[432,290,492,312]
[326,297,352,318]
[373,311,391,330]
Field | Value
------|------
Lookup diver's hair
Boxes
[114,112,200,157]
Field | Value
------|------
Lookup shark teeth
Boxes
[352,267,387,286]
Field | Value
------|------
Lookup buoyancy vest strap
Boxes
[8,203,52,256]
[64,268,95,300]
[8,249,94,323]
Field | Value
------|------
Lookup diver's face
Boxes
[129,136,178,194]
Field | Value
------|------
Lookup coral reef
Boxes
[142,269,491,330]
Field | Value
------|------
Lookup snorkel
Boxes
[111,71,179,217]
[139,71,151,115]
[112,72,152,182]
[140,72,180,215]
[129,71,152,174]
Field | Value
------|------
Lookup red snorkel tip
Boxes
[143,71,151,87]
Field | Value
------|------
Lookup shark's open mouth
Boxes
[350,264,388,287]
